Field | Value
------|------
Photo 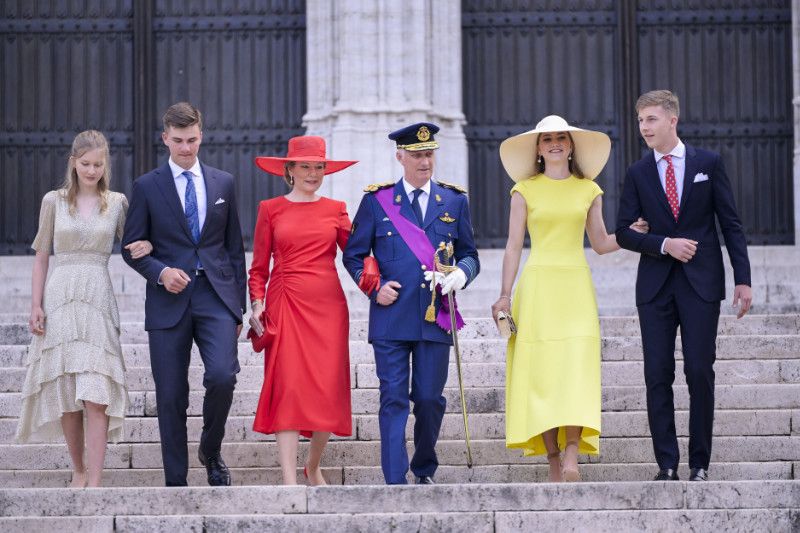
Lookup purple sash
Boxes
[375,188,464,332]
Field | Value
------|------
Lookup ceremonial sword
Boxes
[434,242,473,469]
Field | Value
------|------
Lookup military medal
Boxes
[439,213,455,223]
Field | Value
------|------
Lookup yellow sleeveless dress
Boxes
[506,174,603,456]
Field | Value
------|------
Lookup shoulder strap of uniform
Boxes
[435,180,467,194]
[363,182,395,193]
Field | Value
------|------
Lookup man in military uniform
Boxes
[343,122,480,484]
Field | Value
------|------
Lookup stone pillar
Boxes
[304,0,467,214]
[794,0,800,244]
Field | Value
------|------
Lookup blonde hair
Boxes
[61,130,111,215]
[636,90,680,118]
[535,132,586,179]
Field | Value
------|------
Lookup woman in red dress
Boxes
[248,136,360,486]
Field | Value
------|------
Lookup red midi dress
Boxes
[248,196,352,437]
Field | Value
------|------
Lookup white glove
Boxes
[440,268,467,295]
[423,270,446,291]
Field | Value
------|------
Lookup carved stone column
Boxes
[304,0,467,213]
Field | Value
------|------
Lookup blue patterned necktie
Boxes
[183,170,201,243]
[411,188,424,226]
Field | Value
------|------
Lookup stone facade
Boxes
[794,0,800,243]
[306,2,800,245]
[303,0,468,215]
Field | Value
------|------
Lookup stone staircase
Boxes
[0,248,798,532]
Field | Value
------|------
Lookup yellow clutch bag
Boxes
[496,311,517,338]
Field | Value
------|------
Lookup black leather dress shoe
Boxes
[653,468,679,481]
[198,449,231,486]
[689,468,708,481]
[415,476,435,485]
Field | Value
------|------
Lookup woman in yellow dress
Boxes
[491,115,648,482]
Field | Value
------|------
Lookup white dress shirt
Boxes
[159,158,207,282]
[654,140,686,254]
[402,178,431,220]
[168,158,207,231]
[654,140,686,201]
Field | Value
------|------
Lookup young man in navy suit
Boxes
[343,123,480,484]
[122,102,246,486]
[615,90,752,482]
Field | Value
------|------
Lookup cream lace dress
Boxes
[15,190,129,443]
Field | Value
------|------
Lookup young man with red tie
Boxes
[615,90,752,482]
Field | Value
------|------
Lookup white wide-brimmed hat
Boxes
[498,115,611,182]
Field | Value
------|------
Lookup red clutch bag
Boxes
[247,313,269,353]
[358,256,380,296]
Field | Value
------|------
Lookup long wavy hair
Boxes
[61,130,111,215]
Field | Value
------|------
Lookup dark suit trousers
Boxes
[637,264,720,471]
[371,340,450,484]
[148,276,240,486]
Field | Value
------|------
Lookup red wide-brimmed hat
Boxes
[254,136,357,176]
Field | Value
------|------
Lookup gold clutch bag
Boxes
[496,311,517,338]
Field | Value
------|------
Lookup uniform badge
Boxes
[439,213,456,223]
[435,194,442,202]
[395,194,402,203]
[417,126,431,142]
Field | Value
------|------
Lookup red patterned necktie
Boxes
[663,154,680,220]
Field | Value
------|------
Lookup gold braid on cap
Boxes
[396,141,439,151]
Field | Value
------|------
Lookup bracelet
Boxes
[498,295,512,301]
[250,300,263,309]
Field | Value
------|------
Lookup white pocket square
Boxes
[214,197,226,205]
[382,217,390,221]
[693,173,709,183]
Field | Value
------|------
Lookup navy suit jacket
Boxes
[343,180,480,343]
[122,162,247,330]
[615,144,751,305]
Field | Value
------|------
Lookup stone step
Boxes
[1,333,799,367]
[1,248,794,272]
[3,284,799,315]
[3,508,800,533]
[7,297,799,319]
[1,409,794,445]
[2,383,800,419]
[124,509,800,533]
[2,436,799,471]
[0,461,795,490]
[2,358,797,396]
[0,481,797,519]
[3,275,791,305]
[0,247,796,282]
[3,313,798,339]
[1,257,796,285]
